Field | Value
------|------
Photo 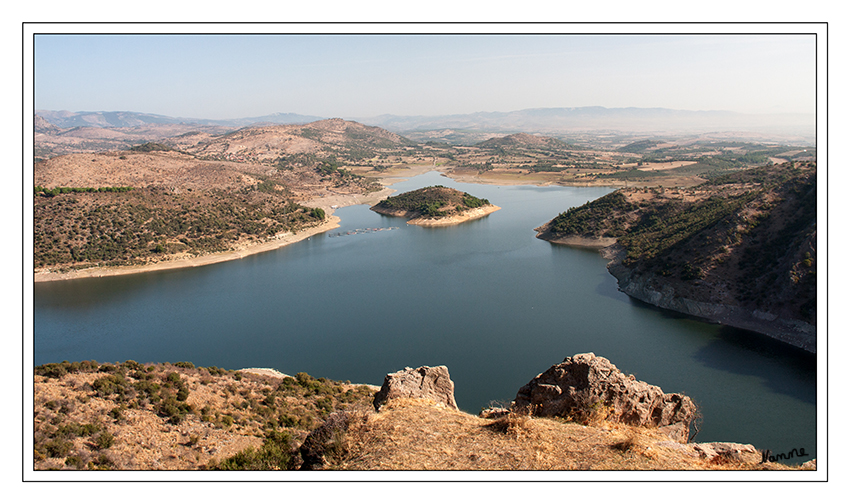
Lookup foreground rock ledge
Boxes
[373,365,458,411]
[514,352,697,442]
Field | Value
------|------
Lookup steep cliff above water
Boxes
[536,162,817,352]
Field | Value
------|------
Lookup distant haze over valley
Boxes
[36,106,814,146]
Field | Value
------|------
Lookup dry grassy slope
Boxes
[335,399,805,471]
[32,362,810,472]
[183,118,414,164]
[34,151,256,191]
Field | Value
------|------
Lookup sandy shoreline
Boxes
[537,234,617,248]
[406,204,501,227]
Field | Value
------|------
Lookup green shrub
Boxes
[65,455,84,469]
[98,363,118,373]
[93,431,114,450]
[91,373,129,398]
[44,439,73,458]
[122,360,144,371]
[157,397,191,425]
[87,454,114,470]
[109,407,124,421]
[211,430,294,470]
[55,422,99,439]
[35,362,68,379]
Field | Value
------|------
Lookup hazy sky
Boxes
[34,33,816,120]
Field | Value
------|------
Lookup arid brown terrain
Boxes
[33,361,375,470]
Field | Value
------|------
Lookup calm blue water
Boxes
[33,171,816,460]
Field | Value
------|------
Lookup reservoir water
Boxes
[33,171,817,460]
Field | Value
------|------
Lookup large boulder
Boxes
[513,353,697,442]
[373,365,458,411]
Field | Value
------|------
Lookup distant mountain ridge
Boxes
[35,110,325,129]
[359,107,814,143]
[35,106,814,144]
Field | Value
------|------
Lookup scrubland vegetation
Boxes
[33,184,326,271]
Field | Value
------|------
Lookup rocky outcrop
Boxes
[607,259,817,353]
[373,365,458,411]
[692,442,759,461]
[514,353,697,442]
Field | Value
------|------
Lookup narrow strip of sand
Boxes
[540,235,617,248]
[407,204,501,227]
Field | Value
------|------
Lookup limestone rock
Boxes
[655,440,760,463]
[373,365,458,411]
[514,352,697,442]
[692,442,758,461]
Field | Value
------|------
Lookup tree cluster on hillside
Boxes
[129,142,176,153]
[549,191,637,237]
[35,186,134,197]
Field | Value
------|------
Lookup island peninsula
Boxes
[369,186,500,227]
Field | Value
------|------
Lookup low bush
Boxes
[210,430,295,470]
